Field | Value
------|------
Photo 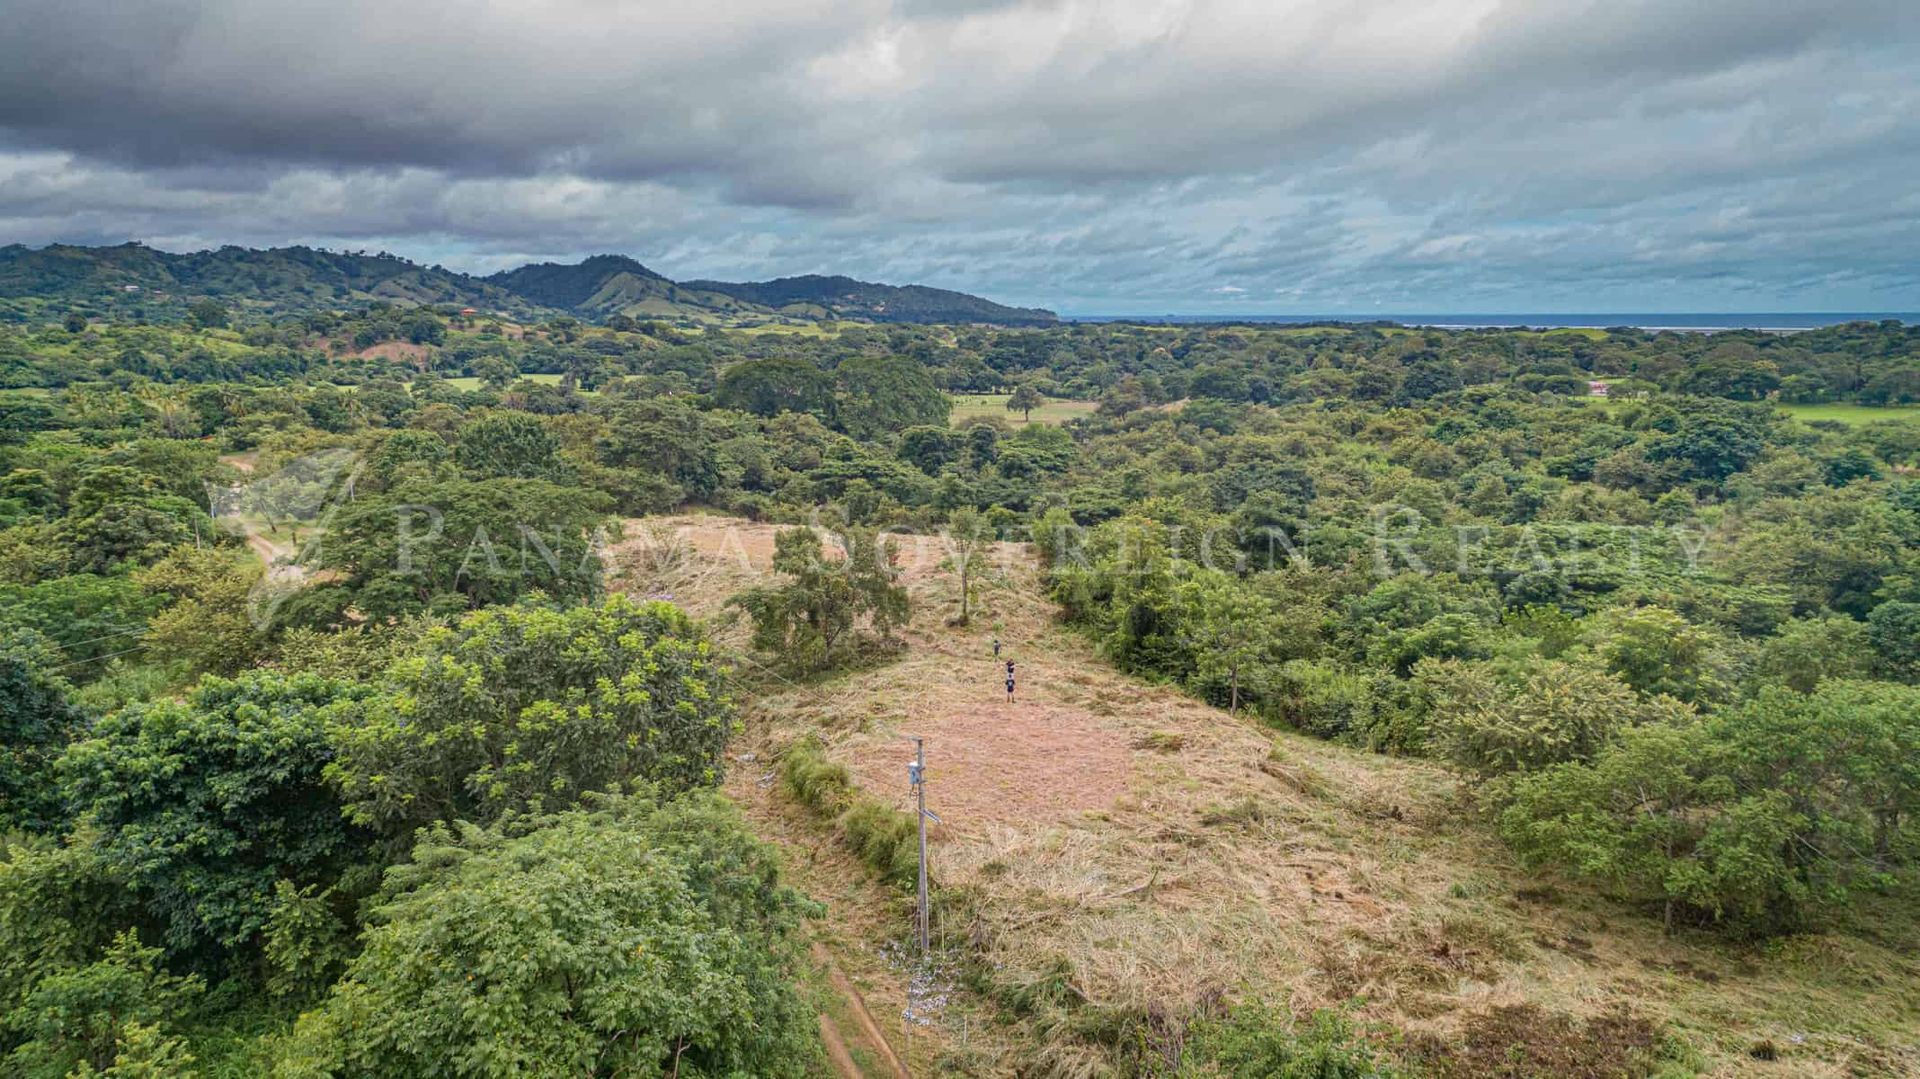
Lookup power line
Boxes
[5,622,149,653]
[53,642,148,670]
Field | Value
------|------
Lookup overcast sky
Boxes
[3,0,1917,314]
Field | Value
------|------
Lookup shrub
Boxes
[838,800,921,888]
[1419,658,1665,781]
[778,737,854,814]
[262,881,352,1002]
[327,596,734,839]
[1502,681,1920,934]
[1266,660,1383,743]
[0,840,144,1018]
[779,739,918,888]
[1177,1003,1397,1078]
[0,628,84,833]
[1592,606,1728,705]
[56,673,376,965]
[3,930,203,1078]
[276,791,819,1079]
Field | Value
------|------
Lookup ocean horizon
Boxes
[1063,312,1917,331]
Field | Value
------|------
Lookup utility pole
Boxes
[906,735,937,955]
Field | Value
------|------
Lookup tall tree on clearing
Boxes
[944,507,993,625]
[1006,382,1045,422]
[730,527,909,672]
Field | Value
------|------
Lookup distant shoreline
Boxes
[1064,313,1917,332]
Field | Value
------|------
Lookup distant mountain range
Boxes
[0,243,1058,326]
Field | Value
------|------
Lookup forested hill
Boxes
[0,242,539,318]
[681,273,1060,325]
[483,255,793,323]
[0,242,1058,326]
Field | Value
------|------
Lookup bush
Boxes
[0,628,84,833]
[3,930,203,1078]
[56,673,376,966]
[778,737,854,814]
[1177,1003,1397,1078]
[276,791,820,1079]
[261,881,352,1002]
[0,840,145,1018]
[1265,660,1381,742]
[1501,681,1920,934]
[779,739,918,887]
[1420,658,1660,781]
[838,800,920,888]
[1592,606,1727,705]
[327,596,735,839]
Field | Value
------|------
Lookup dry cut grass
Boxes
[614,515,1920,1077]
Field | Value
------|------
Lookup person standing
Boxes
[1005,659,1016,704]
[992,637,1001,658]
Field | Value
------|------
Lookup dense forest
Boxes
[1,295,1917,1074]
[0,244,1061,327]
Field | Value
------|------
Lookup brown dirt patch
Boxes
[353,340,433,365]
[817,1013,859,1078]
[1411,1003,1663,1078]
[813,943,911,1079]
[838,689,1132,836]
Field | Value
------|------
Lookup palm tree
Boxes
[137,384,196,439]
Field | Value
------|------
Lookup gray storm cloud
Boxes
[1,0,1916,311]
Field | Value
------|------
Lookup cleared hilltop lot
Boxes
[609,514,1920,1078]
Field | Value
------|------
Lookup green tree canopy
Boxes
[0,628,84,833]
[326,596,734,839]
[591,397,730,501]
[56,673,376,964]
[302,477,611,622]
[832,354,948,440]
[729,527,909,672]
[1503,680,1920,934]
[276,791,819,1079]
[1006,382,1046,422]
[453,411,568,482]
[713,357,835,420]
[1420,657,1676,781]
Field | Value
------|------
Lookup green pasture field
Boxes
[950,392,1098,425]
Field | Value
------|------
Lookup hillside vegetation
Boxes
[0,300,1916,1075]
[682,274,1059,326]
[0,243,1059,326]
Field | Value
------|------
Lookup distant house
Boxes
[460,307,477,316]
[1588,380,1611,397]
[121,284,141,292]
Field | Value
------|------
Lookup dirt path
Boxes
[243,529,289,566]
[724,747,947,1076]
[813,943,910,1079]
[817,1014,860,1079]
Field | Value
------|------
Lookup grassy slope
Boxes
[724,322,846,338]
[1568,398,1920,429]
[1777,402,1920,425]
[610,516,1918,1077]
